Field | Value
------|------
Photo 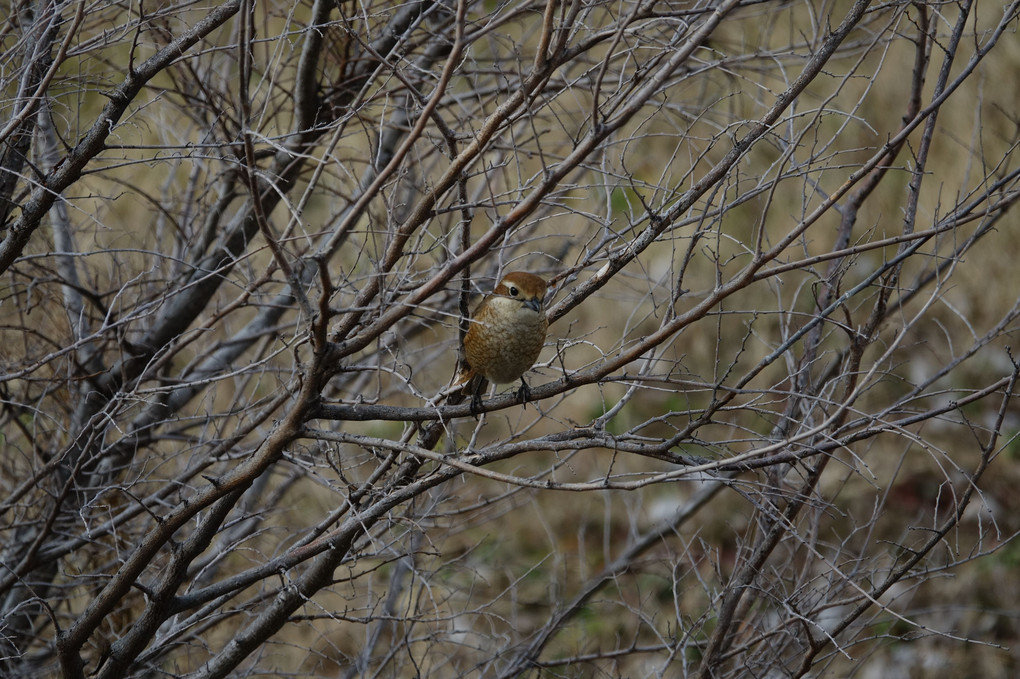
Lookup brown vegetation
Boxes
[2,0,1019,677]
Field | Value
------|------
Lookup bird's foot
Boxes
[516,379,532,405]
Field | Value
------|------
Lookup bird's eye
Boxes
[508,286,519,296]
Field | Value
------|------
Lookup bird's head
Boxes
[493,271,547,313]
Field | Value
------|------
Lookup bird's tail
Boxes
[433,363,487,409]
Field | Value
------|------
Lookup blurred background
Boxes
[1,0,1019,676]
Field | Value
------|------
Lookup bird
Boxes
[455,271,548,412]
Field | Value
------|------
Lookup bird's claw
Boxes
[516,379,532,404]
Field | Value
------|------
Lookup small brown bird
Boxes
[457,271,548,411]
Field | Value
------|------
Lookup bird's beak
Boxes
[524,297,543,313]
